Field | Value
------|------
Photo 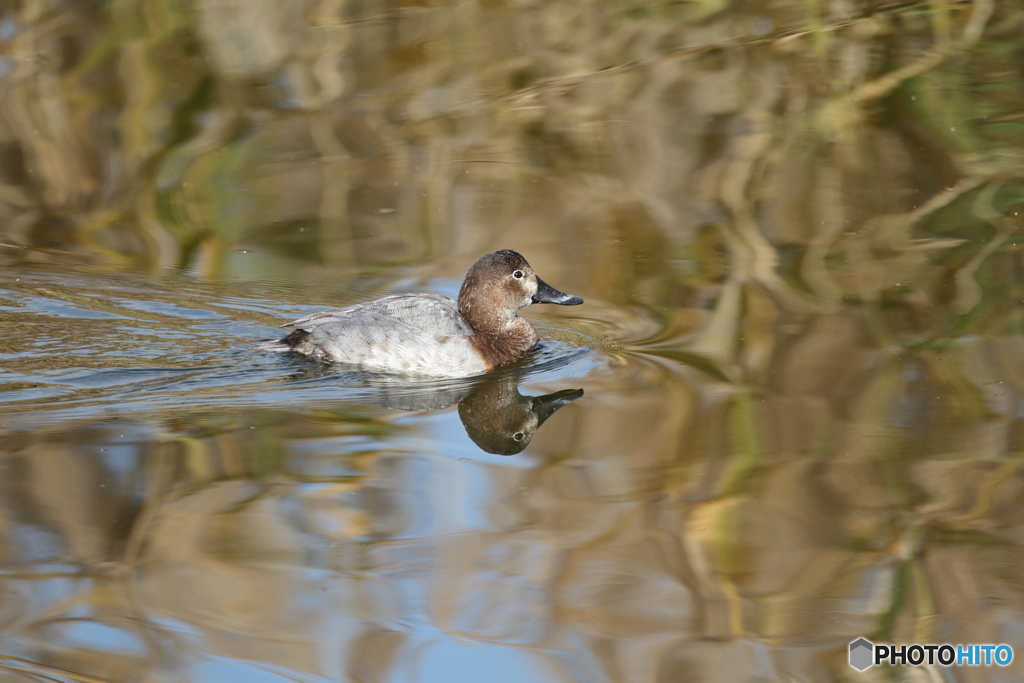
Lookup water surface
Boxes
[2,0,1024,681]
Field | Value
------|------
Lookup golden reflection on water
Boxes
[2,0,1024,681]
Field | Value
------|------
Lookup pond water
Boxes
[2,1,1024,682]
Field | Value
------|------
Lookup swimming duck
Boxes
[260,250,583,377]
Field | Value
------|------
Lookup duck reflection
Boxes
[299,369,582,455]
[457,378,583,455]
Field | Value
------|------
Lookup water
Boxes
[2,0,1024,681]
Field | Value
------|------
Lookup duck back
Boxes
[265,294,486,376]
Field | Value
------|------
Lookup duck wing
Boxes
[280,302,483,374]
[281,293,473,337]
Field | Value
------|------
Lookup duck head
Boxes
[457,249,583,335]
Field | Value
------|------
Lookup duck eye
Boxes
[513,432,525,441]
[512,270,524,279]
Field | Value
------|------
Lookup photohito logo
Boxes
[849,638,1013,670]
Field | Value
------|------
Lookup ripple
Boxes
[0,266,603,427]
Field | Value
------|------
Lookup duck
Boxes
[259,250,583,377]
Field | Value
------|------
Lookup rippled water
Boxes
[3,0,1024,681]
[0,261,597,421]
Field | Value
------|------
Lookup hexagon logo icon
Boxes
[849,638,874,671]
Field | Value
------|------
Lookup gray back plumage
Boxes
[273,293,485,376]
[283,294,472,336]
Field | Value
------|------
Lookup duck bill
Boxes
[532,277,583,306]
[533,388,584,426]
